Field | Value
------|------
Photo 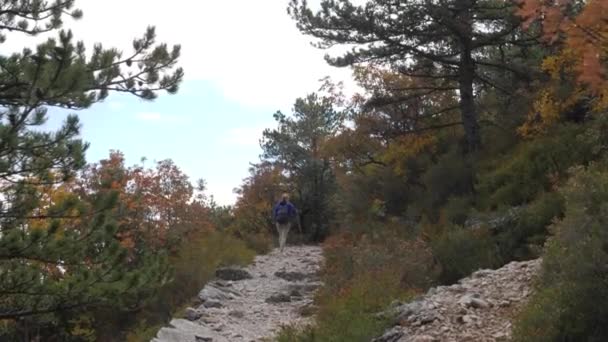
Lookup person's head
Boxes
[281,193,289,202]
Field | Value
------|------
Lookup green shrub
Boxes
[441,196,473,225]
[420,149,474,220]
[431,226,500,284]
[477,122,607,208]
[276,270,406,342]
[513,163,608,342]
[126,323,163,342]
[276,228,433,341]
[323,229,438,294]
[495,192,564,261]
[242,232,274,254]
[124,231,255,341]
[276,325,316,342]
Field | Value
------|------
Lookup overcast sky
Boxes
[5,0,360,205]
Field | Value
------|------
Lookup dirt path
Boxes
[152,245,323,342]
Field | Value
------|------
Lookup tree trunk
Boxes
[459,50,481,153]
[457,0,481,153]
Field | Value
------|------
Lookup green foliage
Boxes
[230,161,284,251]
[336,165,415,224]
[418,148,474,220]
[207,202,235,232]
[513,163,608,342]
[289,0,539,151]
[494,192,564,261]
[123,231,255,342]
[0,1,183,338]
[164,231,255,307]
[125,322,164,342]
[431,226,499,284]
[478,122,605,208]
[240,232,273,254]
[261,94,343,242]
[276,325,316,342]
[298,275,397,342]
[441,196,473,225]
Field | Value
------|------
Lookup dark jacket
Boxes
[273,200,297,222]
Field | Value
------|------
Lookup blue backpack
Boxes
[276,204,290,224]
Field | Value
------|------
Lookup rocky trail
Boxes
[152,245,323,342]
[151,243,541,342]
[374,259,542,342]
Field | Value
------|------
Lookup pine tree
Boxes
[262,94,342,241]
[289,0,539,152]
[0,0,182,335]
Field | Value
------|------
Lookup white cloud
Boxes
[2,0,359,110]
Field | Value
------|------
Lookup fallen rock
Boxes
[213,280,233,287]
[395,300,427,323]
[458,294,490,309]
[412,335,438,342]
[229,310,245,318]
[151,319,228,342]
[194,337,212,342]
[498,300,511,308]
[274,271,311,282]
[417,313,438,325]
[457,314,479,325]
[215,267,252,281]
[212,323,225,332]
[201,300,223,308]
[265,293,292,303]
[199,285,232,302]
[201,316,220,325]
[287,283,319,293]
[198,284,241,303]
[372,327,406,342]
[184,307,203,321]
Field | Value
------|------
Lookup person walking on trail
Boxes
[273,193,298,252]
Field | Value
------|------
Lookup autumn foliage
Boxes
[518,0,608,134]
[518,0,607,90]
[76,151,211,252]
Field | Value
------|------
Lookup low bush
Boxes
[276,227,436,341]
[122,231,255,342]
[441,196,473,225]
[513,163,608,342]
[419,149,474,220]
[431,225,500,284]
[241,232,274,254]
[477,121,607,209]
[494,191,564,261]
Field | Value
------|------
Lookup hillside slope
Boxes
[375,259,541,342]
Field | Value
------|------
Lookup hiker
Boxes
[273,193,297,252]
